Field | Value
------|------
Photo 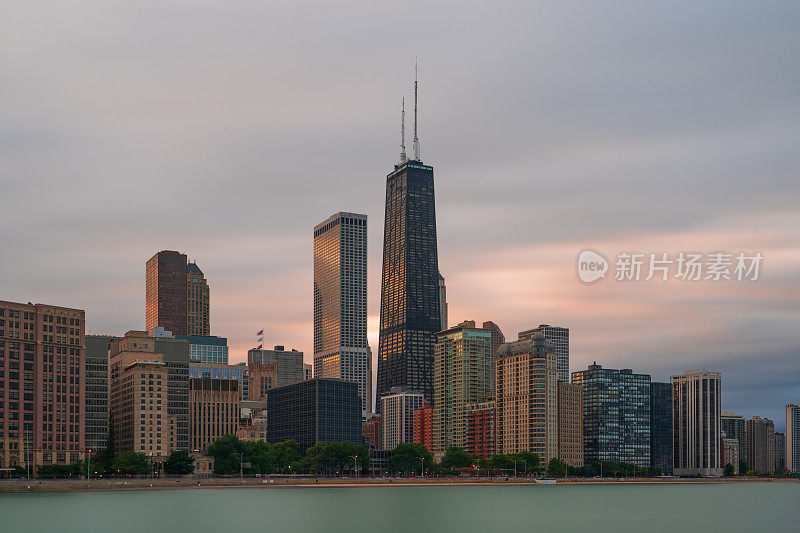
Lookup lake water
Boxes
[1,483,797,532]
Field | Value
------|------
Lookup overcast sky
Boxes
[2,1,798,428]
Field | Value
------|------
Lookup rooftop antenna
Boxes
[413,58,420,161]
[400,97,407,163]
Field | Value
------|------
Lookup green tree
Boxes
[739,459,749,475]
[512,451,542,475]
[389,442,432,476]
[164,450,195,476]
[207,434,247,475]
[547,457,567,478]
[723,463,735,477]
[440,447,475,473]
[111,453,151,476]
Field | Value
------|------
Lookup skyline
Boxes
[2,1,799,430]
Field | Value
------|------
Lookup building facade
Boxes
[186,262,210,336]
[721,412,747,463]
[650,381,673,475]
[774,432,785,473]
[189,377,238,452]
[377,156,442,406]
[190,362,247,401]
[313,212,370,417]
[787,403,800,473]
[466,400,495,459]
[495,334,558,464]
[432,321,492,454]
[722,436,740,474]
[558,382,584,467]
[482,321,505,396]
[153,336,190,453]
[176,335,227,364]
[438,273,447,331]
[571,364,651,468]
[413,403,433,452]
[146,250,188,336]
[380,387,424,451]
[671,369,722,476]
[248,346,304,388]
[247,361,277,402]
[303,363,313,381]
[363,414,381,449]
[266,378,362,452]
[519,324,569,382]
[109,331,169,459]
[85,335,118,452]
[0,301,86,470]
[745,416,775,474]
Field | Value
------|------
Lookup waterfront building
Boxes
[482,321,505,396]
[248,346,304,387]
[266,378,362,452]
[466,400,496,459]
[558,382,583,467]
[109,331,170,459]
[722,436,740,474]
[146,250,188,336]
[186,262,210,336]
[85,335,118,452]
[248,361,277,402]
[176,335,227,364]
[0,301,86,469]
[313,212,370,416]
[721,412,747,463]
[671,369,722,476]
[746,416,775,474]
[377,84,442,406]
[438,273,448,330]
[413,403,433,452]
[650,381,673,475]
[774,432,785,473]
[190,362,247,401]
[787,403,800,473]
[432,321,492,454]
[363,414,382,449]
[152,336,190,452]
[571,363,651,467]
[495,333,558,463]
[380,387,425,451]
[519,324,569,382]
[189,377,239,452]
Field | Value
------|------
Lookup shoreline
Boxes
[1,476,797,494]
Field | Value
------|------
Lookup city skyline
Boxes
[2,1,799,430]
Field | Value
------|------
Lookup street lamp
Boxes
[87,449,91,481]
[353,455,359,480]
[420,457,424,479]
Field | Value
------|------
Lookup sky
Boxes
[2,1,799,429]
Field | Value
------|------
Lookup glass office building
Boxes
[176,334,228,364]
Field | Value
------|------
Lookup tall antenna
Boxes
[413,58,420,161]
[400,97,407,163]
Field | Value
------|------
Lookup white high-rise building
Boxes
[519,324,569,382]
[380,387,424,450]
[787,403,800,473]
[671,369,723,477]
[313,212,370,416]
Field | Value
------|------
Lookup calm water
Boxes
[1,483,797,532]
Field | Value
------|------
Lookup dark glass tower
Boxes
[377,159,441,406]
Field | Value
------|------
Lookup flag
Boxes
[257,329,264,336]
[257,344,263,350]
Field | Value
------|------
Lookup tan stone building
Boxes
[558,382,583,467]
[109,331,170,460]
[248,361,278,402]
[189,377,238,451]
[495,333,558,464]
[0,300,86,470]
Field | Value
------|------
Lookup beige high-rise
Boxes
[495,332,558,464]
[109,331,171,459]
[189,377,239,451]
[671,369,722,476]
[558,382,583,467]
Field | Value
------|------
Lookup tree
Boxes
[723,463,735,477]
[164,451,195,476]
[389,442,432,476]
[739,459,749,475]
[112,453,151,476]
[440,447,475,473]
[512,451,542,475]
[207,434,247,475]
[547,458,567,478]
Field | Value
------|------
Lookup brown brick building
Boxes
[0,300,86,470]
[363,414,381,449]
[558,382,584,467]
[248,361,278,402]
[466,400,495,459]
[189,377,238,452]
[146,250,188,336]
[413,403,433,452]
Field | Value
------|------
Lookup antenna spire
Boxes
[413,58,420,161]
[400,97,407,163]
